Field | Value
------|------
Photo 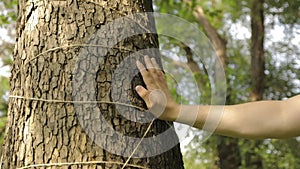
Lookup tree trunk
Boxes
[192,5,241,169]
[249,0,265,101]
[1,0,184,168]
[216,137,241,168]
[244,0,265,168]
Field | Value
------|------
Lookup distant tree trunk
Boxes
[192,5,241,169]
[249,0,265,101]
[0,0,184,168]
[244,0,265,168]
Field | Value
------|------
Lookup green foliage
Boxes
[238,139,300,169]
[0,0,298,167]
[158,35,212,105]
[155,0,300,168]
[0,75,8,150]
[0,15,9,25]
[0,116,7,146]
[155,0,197,23]
[0,0,17,154]
[226,38,252,104]
[0,76,9,115]
[264,42,300,99]
[265,0,300,26]
[1,0,18,9]
[183,133,218,169]
[0,0,18,26]
[221,0,247,21]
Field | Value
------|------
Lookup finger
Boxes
[151,57,160,70]
[150,57,165,78]
[136,60,146,72]
[144,55,154,70]
[136,60,150,79]
[135,85,151,106]
[136,60,152,83]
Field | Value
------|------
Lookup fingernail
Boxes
[135,86,142,92]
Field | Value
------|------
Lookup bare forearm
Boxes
[135,56,300,139]
[172,104,247,138]
[174,96,300,139]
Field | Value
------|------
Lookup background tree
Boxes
[242,0,265,168]
[157,1,241,168]
[155,0,299,168]
[0,0,184,168]
[1,0,299,168]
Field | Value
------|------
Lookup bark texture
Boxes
[249,0,265,102]
[1,0,184,168]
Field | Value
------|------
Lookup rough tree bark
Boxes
[1,0,184,168]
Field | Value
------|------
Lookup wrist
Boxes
[174,105,200,127]
[161,102,180,122]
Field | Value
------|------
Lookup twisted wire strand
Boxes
[17,160,150,169]
[121,119,155,169]
[9,95,158,169]
[13,2,165,168]
[9,95,147,111]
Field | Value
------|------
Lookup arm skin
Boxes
[136,56,300,139]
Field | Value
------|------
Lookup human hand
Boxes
[135,56,180,121]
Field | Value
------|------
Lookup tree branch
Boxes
[192,5,227,66]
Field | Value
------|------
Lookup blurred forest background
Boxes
[0,0,299,168]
